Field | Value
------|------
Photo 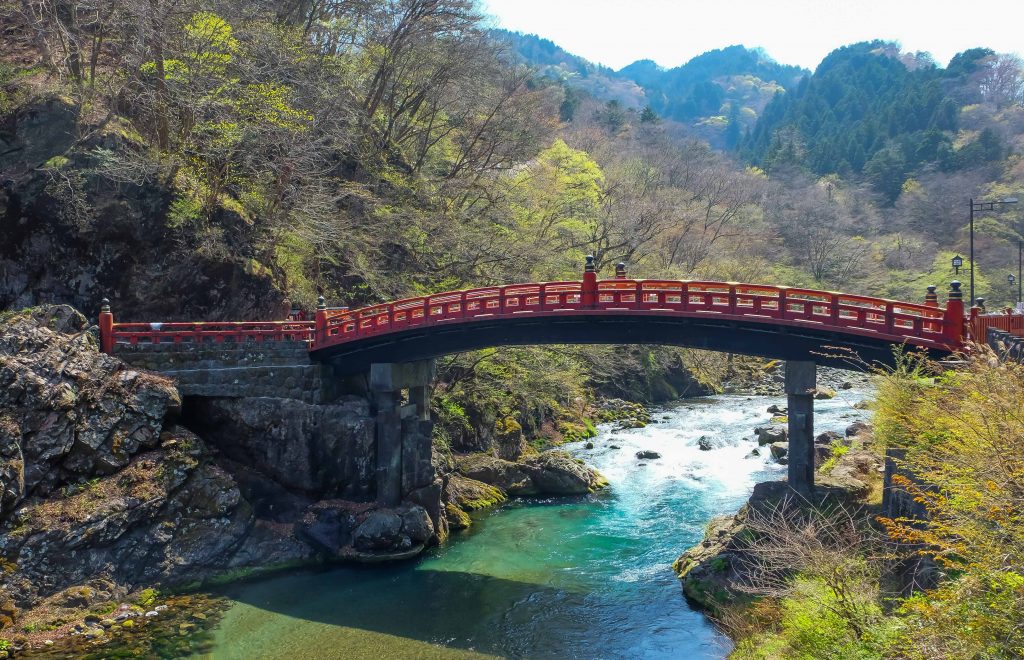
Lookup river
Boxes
[201,383,871,660]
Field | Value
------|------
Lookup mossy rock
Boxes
[445,474,507,511]
[444,503,472,530]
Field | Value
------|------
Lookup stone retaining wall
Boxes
[115,340,336,403]
[988,328,1024,361]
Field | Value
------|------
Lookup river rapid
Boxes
[201,384,872,660]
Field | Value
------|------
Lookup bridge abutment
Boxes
[785,360,816,493]
[370,360,436,506]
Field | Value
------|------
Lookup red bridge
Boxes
[97,258,1015,373]
[96,258,1024,495]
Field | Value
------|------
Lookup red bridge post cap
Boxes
[585,255,596,273]
[100,298,111,313]
[317,296,327,310]
[948,281,962,299]
[615,262,627,278]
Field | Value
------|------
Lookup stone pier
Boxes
[785,360,816,493]
[369,360,436,506]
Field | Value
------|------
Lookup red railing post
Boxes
[615,262,627,279]
[314,296,328,347]
[582,255,598,308]
[924,285,938,307]
[98,298,115,354]
[943,281,966,346]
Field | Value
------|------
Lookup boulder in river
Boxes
[813,386,837,400]
[636,450,661,460]
[846,420,872,437]
[769,442,789,462]
[455,451,607,496]
[755,425,787,445]
[697,436,714,451]
[815,430,843,445]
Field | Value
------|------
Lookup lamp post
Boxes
[1018,239,1023,306]
[952,254,964,276]
[969,196,1019,304]
[1009,273,1017,306]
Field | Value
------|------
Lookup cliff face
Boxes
[0,99,283,321]
[0,306,438,630]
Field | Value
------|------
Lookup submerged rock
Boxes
[635,450,661,460]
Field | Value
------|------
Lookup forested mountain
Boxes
[619,45,806,123]
[741,42,1017,202]
[496,32,805,147]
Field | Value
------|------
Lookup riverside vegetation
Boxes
[674,350,1024,659]
[2,0,1024,656]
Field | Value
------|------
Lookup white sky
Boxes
[481,0,1024,71]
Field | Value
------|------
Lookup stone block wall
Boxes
[988,328,1024,362]
[115,340,336,403]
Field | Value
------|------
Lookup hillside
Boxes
[497,31,807,148]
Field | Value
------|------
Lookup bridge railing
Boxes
[102,319,315,353]
[316,279,953,350]
[98,272,967,356]
[971,312,1024,341]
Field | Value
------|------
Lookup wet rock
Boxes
[766,404,787,414]
[351,511,403,552]
[846,420,871,437]
[755,425,787,445]
[745,448,761,458]
[585,442,594,449]
[521,452,607,494]
[609,445,621,450]
[456,454,534,495]
[635,450,661,460]
[853,400,871,410]
[840,381,853,390]
[445,503,472,530]
[445,474,506,511]
[296,500,357,555]
[813,386,837,400]
[769,442,789,461]
[697,436,715,451]
[398,504,435,545]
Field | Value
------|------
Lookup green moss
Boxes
[457,483,506,511]
[445,503,472,530]
[135,588,159,607]
[43,155,70,169]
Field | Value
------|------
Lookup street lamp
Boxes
[969,196,1019,304]
[1009,273,1017,305]
[1011,239,1019,306]
[952,254,964,275]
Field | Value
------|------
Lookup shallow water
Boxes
[203,385,871,660]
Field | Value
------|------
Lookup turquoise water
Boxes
[205,386,870,659]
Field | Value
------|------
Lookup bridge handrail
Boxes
[313,279,955,351]
[99,275,966,356]
[106,320,315,348]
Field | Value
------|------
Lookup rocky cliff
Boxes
[0,306,439,636]
[0,99,284,320]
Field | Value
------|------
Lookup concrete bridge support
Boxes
[370,360,436,506]
[785,361,816,493]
